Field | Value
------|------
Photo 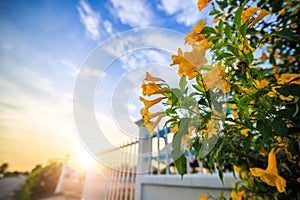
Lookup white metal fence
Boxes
[81,120,236,200]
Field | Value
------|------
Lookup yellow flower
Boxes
[139,96,164,110]
[250,148,286,193]
[184,45,208,69]
[253,79,269,89]
[260,53,268,61]
[278,8,285,15]
[212,17,220,24]
[231,190,246,200]
[170,124,178,134]
[279,94,294,101]
[145,72,164,82]
[193,19,206,33]
[230,103,238,110]
[260,148,267,157]
[142,82,166,96]
[240,129,248,137]
[203,65,230,93]
[146,116,163,136]
[290,23,297,29]
[185,19,206,44]
[200,38,213,50]
[233,111,238,119]
[171,46,207,80]
[242,7,259,23]
[199,195,209,200]
[141,109,163,125]
[250,9,271,25]
[238,38,255,55]
[197,0,209,12]
[278,74,300,85]
[234,165,241,173]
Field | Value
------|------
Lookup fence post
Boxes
[135,119,152,200]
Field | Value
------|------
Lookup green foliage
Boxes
[140,0,300,199]
[15,161,62,200]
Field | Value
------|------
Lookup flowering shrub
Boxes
[140,0,300,199]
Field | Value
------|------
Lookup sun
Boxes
[76,150,95,170]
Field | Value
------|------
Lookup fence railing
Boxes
[81,120,236,200]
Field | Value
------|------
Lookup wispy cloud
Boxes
[77,0,100,40]
[109,0,154,27]
[104,20,113,34]
[158,0,202,26]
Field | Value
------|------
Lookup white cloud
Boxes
[60,59,79,77]
[103,20,113,34]
[110,0,154,27]
[158,0,201,26]
[77,0,100,40]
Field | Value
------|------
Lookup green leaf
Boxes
[216,52,235,60]
[276,84,300,97]
[218,20,224,34]
[172,118,191,177]
[216,0,228,10]
[209,9,221,15]
[273,29,300,42]
[246,51,254,63]
[208,36,221,42]
[173,154,187,179]
[193,84,203,92]
[234,6,244,28]
[255,89,268,99]
[201,26,217,34]
[272,118,288,137]
[224,25,233,41]
[239,23,247,37]
[257,119,273,139]
[277,104,297,118]
[179,76,187,91]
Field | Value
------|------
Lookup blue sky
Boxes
[0,0,212,171]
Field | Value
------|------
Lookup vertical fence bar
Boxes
[164,128,171,175]
[157,127,161,175]
[112,147,121,200]
[130,140,137,200]
[148,137,152,175]
[135,124,152,200]
[120,143,128,200]
[116,143,124,200]
[106,151,115,200]
[124,141,131,200]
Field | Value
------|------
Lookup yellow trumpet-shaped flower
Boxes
[242,7,259,23]
[200,38,213,50]
[197,0,209,12]
[145,72,164,82]
[185,19,206,44]
[253,79,269,89]
[141,109,163,125]
[250,9,272,25]
[183,45,207,70]
[142,82,166,96]
[250,148,286,193]
[199,195,209,200]
[146,116,163,135]
[203,65,230,93]
[171,47,207,80]
[139,96,164,110]
[231,190,246,200]
[278,74,300,85]
[192,19,207,33]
